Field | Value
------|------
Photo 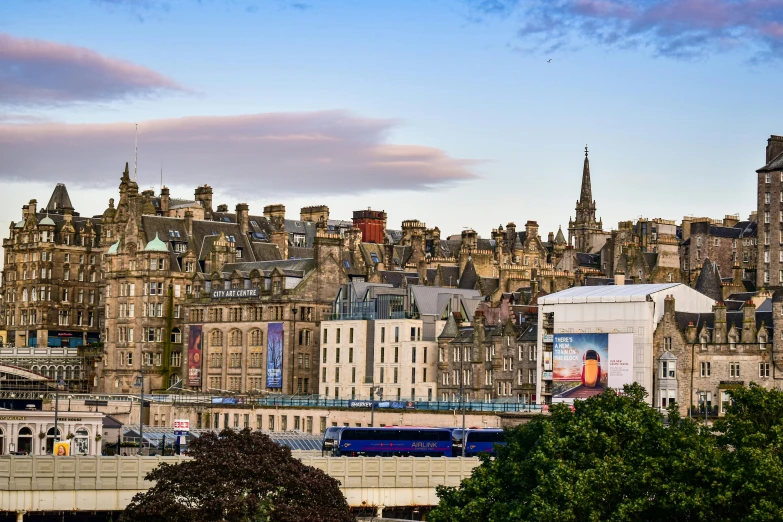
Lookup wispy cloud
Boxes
[0,111,477,196]
[468,0,783,60]
[0,33,186,107]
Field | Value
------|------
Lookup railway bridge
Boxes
[0,454,479,519]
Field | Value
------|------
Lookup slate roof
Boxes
[289,246,314,259]
[222,258,316,277]
[575,252,600,267]
[458,259,478,290]
[439,314,460,338]
[379,271,418,288]
[518,324,537,342]
[694,259,722,301]
[757,151,783,172]
[392,245,412,267]
[674,310,772,334]
[251,242,282,261]
[46,183,74,211]
[479,277,499,296]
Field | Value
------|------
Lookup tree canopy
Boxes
[120,428,353,522]
[429,383,783,522]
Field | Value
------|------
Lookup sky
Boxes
[1,0,783,243]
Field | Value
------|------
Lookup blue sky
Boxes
[1,0,782,240]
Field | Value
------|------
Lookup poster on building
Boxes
[552,333,633,403]
[266,322,284,388]
[187,325,203,387]
[543,351,553,371]
[607,333,634,389]
[53,441,70,456]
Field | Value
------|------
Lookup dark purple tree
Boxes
[120,429,353,522]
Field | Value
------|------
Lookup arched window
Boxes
[73,428,89,455]
[249,329,263,346]
[46,427,62,454]
[22,288,28,302]
[169,374,180,388]
[114,377,120,389]
[17,427,33,454]
[230,329,242,346]
[210,330,223,347]
[171,328,181,344]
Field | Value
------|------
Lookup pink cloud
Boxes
[0,33,186,106]
[0,111,478,195]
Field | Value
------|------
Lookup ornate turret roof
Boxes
[144,232,169,252]
[46,183,74,212]
[39,216,55,226]
[439,313,459,339]
[106,240,120,255]
[554,226,566,244]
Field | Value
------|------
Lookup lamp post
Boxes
[67,395,72,412]
[291,307,298,396]
[460,347,466,458]
[370,387,382,427]
[53,372,65,450]
[134,368,144,456]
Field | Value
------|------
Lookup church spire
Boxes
[580,145,592,204]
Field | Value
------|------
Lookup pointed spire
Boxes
[580,144,592,204]
[439,313,459,339]
[122,162,130,181]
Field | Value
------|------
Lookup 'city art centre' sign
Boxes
[211,288,259,299]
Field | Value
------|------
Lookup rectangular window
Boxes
[336,348,340,363]
[700,361,711,377]
[380,347,385,363]
[412,347,417,363]
[730,363,740,378]
[380,327,385,343]
[349,328,354,343]
[336,328,341,343]
[760,362,770,378]
[394,346,399,363]
[349,347,353,363]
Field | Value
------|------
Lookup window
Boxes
[766,192,771,204]
[412,347,417,363]
[663,337,672,351]
[729,363,740,378]
[394,346,399,363]
[380,327,385,343]
[766,172,771,184]
[700,361,711,377]
[760,362,770,378]
[336,348,340,363]
[349,328,354,343]
[660,360,675,379]
[171,352,182,367]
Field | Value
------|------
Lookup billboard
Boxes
[187,325,203,387]
[266,322,284,389]
[552,333,633,402]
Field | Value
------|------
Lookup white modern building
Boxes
[536,283,715,404]
[320,318,440,401]
[321,282,482,400]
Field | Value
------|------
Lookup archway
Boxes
[17,427,33,454]
[46,427,62,454]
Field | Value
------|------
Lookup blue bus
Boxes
[323,427,454,457]
[451,428,505,457]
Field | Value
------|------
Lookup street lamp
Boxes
[133,368,144,456]
[67,395,72,412]
[53,372,65,448]
[460,347,466,457]
[370,387,383,427]
[291,307,298,395]
[698,390,709,426]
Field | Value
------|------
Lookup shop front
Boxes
[0,410,103,456]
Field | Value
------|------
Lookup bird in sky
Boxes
[547,58,552,63]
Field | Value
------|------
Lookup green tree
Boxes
[713,383,783,521]
[120,428,353,522]
[429,383,721,522]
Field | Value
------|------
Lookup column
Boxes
[15,510,25,522]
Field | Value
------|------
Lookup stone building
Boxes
[100,163,348,395]
[1,185,104,352]
[680,216,757,287]
[652,295,775,416]
[437,312,539,403]
[756,135,783,288]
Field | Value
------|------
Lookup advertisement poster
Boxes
[187,325,203,387]
[266,322,284,388]
[53,441,70,456]
[552,333,633,403]
[608,333,634,389]
[543,351,553,371]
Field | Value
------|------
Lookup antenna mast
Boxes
[134,123,138,182]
